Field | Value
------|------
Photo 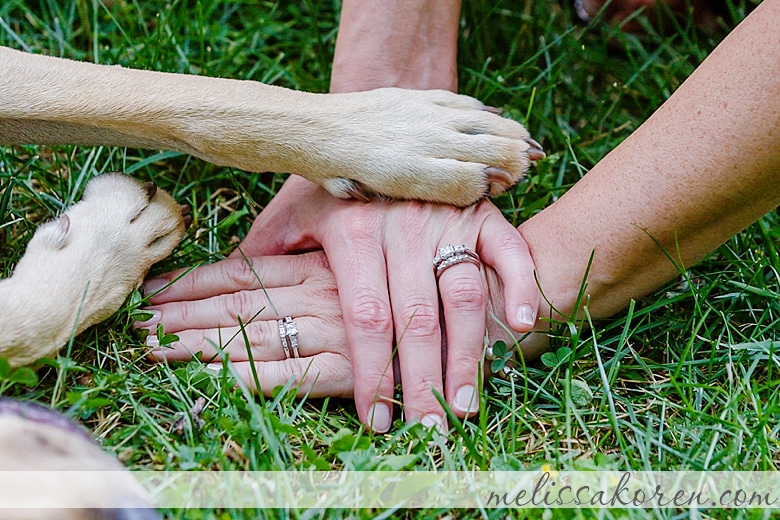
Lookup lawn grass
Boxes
[0,0,777,518]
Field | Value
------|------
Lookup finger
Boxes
[214,354,353,399]
[324,207,396,433]
[477,209,541,334]
[142,252,328,305]
[436,249,486,418]
[138,282,335,334]
[386,235,446,431]
[146,316,344,363]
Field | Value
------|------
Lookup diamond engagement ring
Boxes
[433,244,481,279]
[277,316,300,359]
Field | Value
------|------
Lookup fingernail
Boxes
[204,364,223,377]
[133,309,160,329]
[142,279,169,297]
[145,335,159,348]
[420,414,447,435]
[367,403,392,433]
[516,304,536,329]
[453,385,479,414]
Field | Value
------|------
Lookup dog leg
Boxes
[0,47,543,206]
[0,174,186,367]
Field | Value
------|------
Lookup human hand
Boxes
[231,175,541,432]
[136,251,353,398]
[135,247,544,407]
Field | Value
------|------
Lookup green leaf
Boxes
[377,454,418,471]
[491,341,507,357]
[301,444,331,471]
[127,289,144,308]
[556,347,572,363]
[570,378,594,406]
[0,358,11,379]
[268,414,298,436]
[155,324,179,346]
[540,352,558,368]
[8,367,38,386]
[328,428,370,454]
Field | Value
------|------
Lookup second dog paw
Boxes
[0,173,186,366]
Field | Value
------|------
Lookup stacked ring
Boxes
[277,316,300,359]
[433,244,481,279]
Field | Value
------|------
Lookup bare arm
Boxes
[519,0,780,327]
[331,0,461,93]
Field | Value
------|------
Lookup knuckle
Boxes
[447,348,484,371]
[493,228,527,254]
[339,210,381,241]
[268,363,304,389]
[246,321,270,352]
[311,284,340,310]
[344,292,393,338]
[403,375,443,405]
[443,277,486,312]
[396,201,438,231]
[396,300,440,339]
[222,290,256,322]
[222,258,255,289]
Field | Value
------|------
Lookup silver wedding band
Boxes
[278,316,300,359]
[433,244,481,279]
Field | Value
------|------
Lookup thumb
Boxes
[229,176,324,258]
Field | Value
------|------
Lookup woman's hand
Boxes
[136,245,544,410]
[207,176,541,432]
[136,251,353,398]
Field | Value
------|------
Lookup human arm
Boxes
[516,0,780,336]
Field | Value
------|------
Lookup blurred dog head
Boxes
[0,398,159,520]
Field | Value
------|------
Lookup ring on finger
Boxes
[277,316,300,359]
[433,244,481,280]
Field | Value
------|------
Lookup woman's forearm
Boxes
[519,0,780,321]
[331,0,461,93]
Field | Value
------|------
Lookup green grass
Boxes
[0,0,776,518]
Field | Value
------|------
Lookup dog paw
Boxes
[0,173,186,366]
[311,88,545,207]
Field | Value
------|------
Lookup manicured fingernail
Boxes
[133,309,160,328]
[142,279,169,297]
[204,364,223,377]
[367,403,392,433]
[420,414,447,435]
[145,335,159,348]
[516,304,536,329]
[453,385,479,414]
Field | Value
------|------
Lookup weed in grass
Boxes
[0,0,776,518]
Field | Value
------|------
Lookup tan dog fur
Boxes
[0,398,158,518]
[0,46,539,207]
[0,174,186,367]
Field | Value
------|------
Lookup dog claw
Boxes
[182,215,193,228]
[525,138,546,161]
[345,182,371,203]
[179,205,191,216]
[485,166,515,195]
[143,182,157,201]
[482,105,502,115]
